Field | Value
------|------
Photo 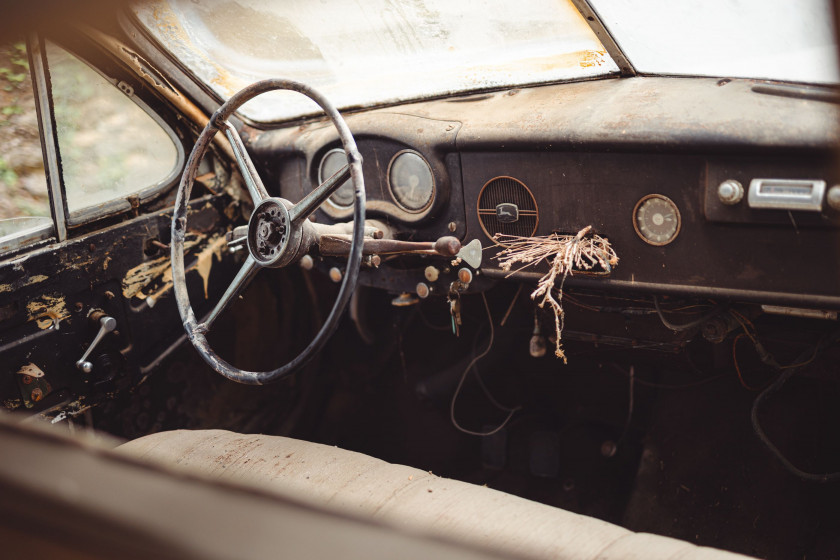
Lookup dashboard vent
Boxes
[477,176,539,242]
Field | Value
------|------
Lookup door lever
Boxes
[76,315,117,373]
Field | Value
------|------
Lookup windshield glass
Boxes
[132,0,618,123]
[590,0,839,84]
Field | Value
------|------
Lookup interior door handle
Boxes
[75,315,117,373]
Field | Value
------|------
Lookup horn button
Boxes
[247,198,301,268]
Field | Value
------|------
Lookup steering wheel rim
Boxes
[171,79,365,385]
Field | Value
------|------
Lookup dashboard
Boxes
[248,76,840,310]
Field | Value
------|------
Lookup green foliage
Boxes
[0,42,29,90]
[0,158,18,186]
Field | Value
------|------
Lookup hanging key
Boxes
[449,293,462,337]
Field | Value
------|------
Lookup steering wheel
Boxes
[171,80,365,385]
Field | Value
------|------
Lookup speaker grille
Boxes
[477,176,539,242]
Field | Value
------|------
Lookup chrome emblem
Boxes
[495,203,519,223]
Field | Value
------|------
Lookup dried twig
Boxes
[492,227,618,363]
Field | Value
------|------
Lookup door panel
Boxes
[0,195,238,416]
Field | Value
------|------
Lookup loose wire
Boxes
[450,293,522,437]
[653,295,723,332]
[750,329,840,482]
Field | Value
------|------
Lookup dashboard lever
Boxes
[76,315,117,373]
[318,235,461,258]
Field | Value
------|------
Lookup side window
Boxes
[46,42,182,224]
[0,41,52,253]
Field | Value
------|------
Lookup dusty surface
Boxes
[0,41,49,220]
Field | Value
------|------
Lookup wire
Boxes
[732,333,762,391]
[450,293,522,437]
[500,284,523,326]
[750,329,840,482]
[653,295,723,332]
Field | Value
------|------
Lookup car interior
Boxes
[0,1,839,558]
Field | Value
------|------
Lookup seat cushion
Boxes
[118,429,751,560]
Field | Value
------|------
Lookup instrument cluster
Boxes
[312,143,441,224]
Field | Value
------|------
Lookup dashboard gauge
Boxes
[318,148,355,209]
[388,150,434,212]
[633,194,681,246]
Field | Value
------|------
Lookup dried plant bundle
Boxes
[493,227,618,362]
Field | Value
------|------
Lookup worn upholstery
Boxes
[118,430,751,560]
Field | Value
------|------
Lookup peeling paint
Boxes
[26,294,70,330]
[122,233,226,304]
[122,233,204,300]
[0,274,49,294]
[17,363,45,378]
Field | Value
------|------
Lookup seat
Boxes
[118,429,752,560]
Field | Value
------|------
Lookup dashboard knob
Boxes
[424,266,440,282]
[717,179,744,205]
[416,282,430,299]
[826,185,840,211]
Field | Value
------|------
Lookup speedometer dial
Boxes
[388,150,434,212]
[318,148,355,209]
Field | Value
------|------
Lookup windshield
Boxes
[132,0,838,123]
[590,0,839,85]
[132,0,618,122]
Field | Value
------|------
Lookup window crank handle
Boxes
[76,315,117,373]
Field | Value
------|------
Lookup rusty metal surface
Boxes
[318,235,460,257]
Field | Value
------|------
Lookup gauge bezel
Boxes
[318,147,355,210]
[632,193,682,246]
[387,149,436,214]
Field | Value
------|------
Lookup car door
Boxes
[0,32,239,419]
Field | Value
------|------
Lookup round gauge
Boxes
[633,194,681,246]
[318,148,355,209]
[388,150,435,212]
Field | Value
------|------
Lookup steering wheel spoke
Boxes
[201,254,260,332]
[288,163,351,224]
[222,120,269,204]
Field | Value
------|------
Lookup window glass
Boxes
[133,0,618,122]
[0,40,52,253]
[47,42,180,217]
[590,0,839,84]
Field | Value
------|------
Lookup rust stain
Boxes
[26,294,70,330]
[0,274,49,294]
[579,49,608,69]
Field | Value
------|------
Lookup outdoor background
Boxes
[0,41,49,220]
